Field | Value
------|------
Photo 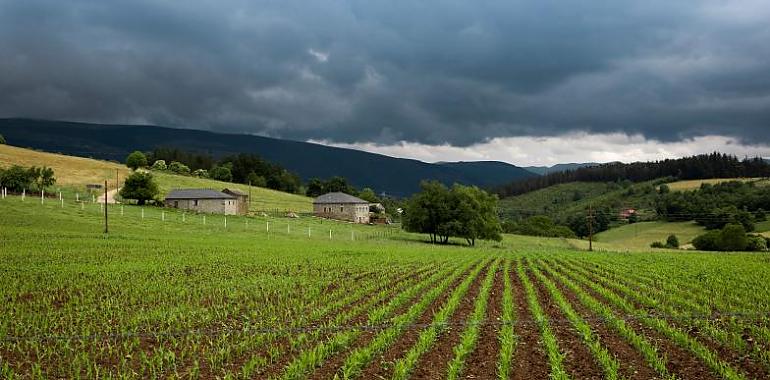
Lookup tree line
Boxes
[655,180,769,231]
[127,149,303,194]
[0,165,56,193]
[496,153,770,197]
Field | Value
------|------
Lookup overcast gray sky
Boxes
[1,0,769,165]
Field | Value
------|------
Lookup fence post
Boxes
[76,193,79,202]
[203,215,206,225]
[224,216,227,229]
[329,229,332,240]
[308,227,311,237]
[267,221,269,232]
[22,189,25,201]
[182,212,185,222]
[141,208,144,219]
[162,211,165,222]
[41,190,44,205]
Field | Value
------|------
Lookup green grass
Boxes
[592,221,705,250]
[3,194,770,378]
[666,178,770,192]
[755,220,770,233]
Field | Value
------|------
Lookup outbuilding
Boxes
[313,192,371,223]
[222,188,249,215]
[165,189,237,215]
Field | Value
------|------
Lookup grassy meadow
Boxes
[3,194,770,379]
[592,221,706,251]
[666,177,770,192]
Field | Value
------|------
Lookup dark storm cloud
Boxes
[1,0,769,145]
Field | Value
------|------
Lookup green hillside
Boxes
[498,180,661,224]
[594,221,705,251]
[0,144,313,213]
[151,171,313,213]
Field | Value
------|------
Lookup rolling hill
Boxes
[0,118,538,196]
[0,144,313,212]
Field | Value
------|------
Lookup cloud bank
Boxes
[1,0,769,155]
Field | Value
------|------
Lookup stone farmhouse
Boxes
[313,192,371,223]
[165,189,237,215]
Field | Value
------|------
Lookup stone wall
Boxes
[168,198,237,215]
[313,203,370,223]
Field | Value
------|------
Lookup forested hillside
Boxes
[497,153,770,197]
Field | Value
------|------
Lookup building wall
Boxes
[167,198,237,215]
[313,203,370,223]
[222,191,249,215]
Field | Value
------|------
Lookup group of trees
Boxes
[692,224,769,252]
[402,181,502,246]
[305,176,380,202]
[496,153,770,197]
[0,165,55,192]
[656,181,769,231]
[125,150,303,194]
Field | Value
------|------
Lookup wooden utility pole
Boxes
[587,204,594,252]
[104,180,109,234]
[248,181,252,214]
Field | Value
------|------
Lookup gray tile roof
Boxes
[313,192,369,204]
[165,189,236,200]
[222,188,248,196]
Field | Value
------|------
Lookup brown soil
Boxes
[249,267,433,378]
[564,261,768,379]
[539,265,660,380]
[461,265,504,379]
[511,263,550,380]
[550,261,719,380]
[527,268,603,380]
[409,265,491,379]
[308,271,445,379]
[358,263,485,379]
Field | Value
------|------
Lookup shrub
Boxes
[650,241,666,249]
[192,169,208,178]
[746,235,768,252]
[692,231,721,251]
[719,224,748,251]
[658,184,670,194]
[151,160,167,171]
[0,134,5,144]
[168,161,190,175]
[666,234,679,248]
[125,151,148,170]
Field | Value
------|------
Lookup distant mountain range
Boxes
[522,163,599,175]
[0,118,538,196]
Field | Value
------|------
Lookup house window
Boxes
[174,201,179,208]
[340,206,344,212]
[193,200,199,206]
